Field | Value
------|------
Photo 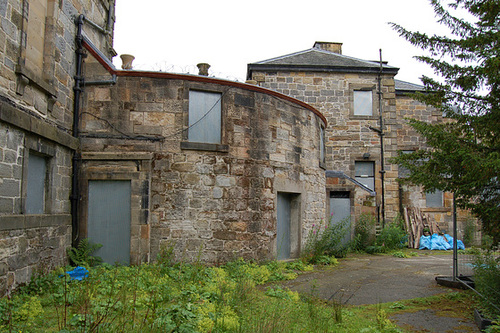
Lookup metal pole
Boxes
[453,193,458,281]
[378,49,386,227]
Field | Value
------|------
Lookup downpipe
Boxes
[70,14,85,246]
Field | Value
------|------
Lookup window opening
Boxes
[353,90,373,116]
[188,90,222,144]
[355,161,375,191]
[26,152,47,214]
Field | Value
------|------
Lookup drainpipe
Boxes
[70,14,85,246]
[378,49,386,228]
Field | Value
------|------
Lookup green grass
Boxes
[0,258,475,332]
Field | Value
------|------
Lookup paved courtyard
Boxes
[279,252,480,332]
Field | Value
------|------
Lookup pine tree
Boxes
[391,0,500,242]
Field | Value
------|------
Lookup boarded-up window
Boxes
[426,190,443,207]
[320,126,325,164]
[355,161,375,191]
[353,90,373,116]
[398,150,414,178]
[188,90,221,144]
[26,152,47,214]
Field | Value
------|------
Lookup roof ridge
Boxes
[252,48,313,65]
[313,47,397,69]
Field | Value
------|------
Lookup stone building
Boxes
[0,0,115,295]
[79,44,327,265]
[247,41,474,237]
[0,1,478,297]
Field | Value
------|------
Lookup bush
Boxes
[474,250,500,320]
[67,238,103,267]
[302,216,351,263]
[463,217,476,247]
[353,213,376,251]
[376,222,407,251]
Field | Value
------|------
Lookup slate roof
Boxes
[247,47,399,79]
[394,79,426,93]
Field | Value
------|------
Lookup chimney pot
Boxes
[120,54,135,69]
[197,63,210,76]
[313,41,342,54]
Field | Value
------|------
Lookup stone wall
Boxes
[250,70,400,222]
[79,61,327,263]
[396,94,477,241]
[0,121,73,295]
[0,0,115,127]
[0,0,115,296]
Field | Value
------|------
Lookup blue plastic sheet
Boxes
[66,266,89,281]
[419,233,465,250]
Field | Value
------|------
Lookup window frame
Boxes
[398,150,415,178]
[319,125,326,168]
[350,84,377,118]
[181,88,228,152]
[425,189,444,208]
[353,90,373,116]
[25,151,48,214]
[22,139,55,215]
[355,161,375,191]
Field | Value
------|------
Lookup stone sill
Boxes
[82,152,154,160]
[0,214,71,231]
[421,207,451,213]
[349,115,379,120]
[15,64,57,98]
[180,141,229,153]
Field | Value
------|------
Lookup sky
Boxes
[112,0,456,85]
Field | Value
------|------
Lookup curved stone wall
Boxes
[80,65,327,263]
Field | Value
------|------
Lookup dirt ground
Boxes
[279,252,480,332]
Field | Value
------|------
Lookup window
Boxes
[426,190,443,208]
[398,150,414,178]
[319,126,325,165]
[353,90,373,116]
[188,90,222,144]
[355,161,375,191]
[26,152,47,214]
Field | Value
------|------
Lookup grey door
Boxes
[329,191,351,243]
[277,192,292,260]
[88,180,131,265]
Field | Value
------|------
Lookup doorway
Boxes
[87,180,131,265]
[329,191,351,243]
[277,192,300,260]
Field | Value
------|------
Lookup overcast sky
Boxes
[112,0,455,85]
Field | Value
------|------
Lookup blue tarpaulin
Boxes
[419,233,465,250]
[66,266,89,281]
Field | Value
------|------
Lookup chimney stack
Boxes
[313,41,342,54]
[197,63,210,76]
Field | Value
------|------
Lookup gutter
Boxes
[81,37,328,127]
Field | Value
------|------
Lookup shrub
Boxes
[376,222,407,251]
[353,213,376,251]
[474,250,500,320]
[302,216,351,263]
[463,217,476,247]
[67,238,103,267]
